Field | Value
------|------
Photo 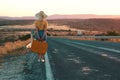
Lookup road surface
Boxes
[0,37,120,80]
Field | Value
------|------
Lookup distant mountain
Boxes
[47,14,120,19]
[0,14,120,20]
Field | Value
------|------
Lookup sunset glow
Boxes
[0,0,120,17]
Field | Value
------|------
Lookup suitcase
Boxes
[31,40,48,55]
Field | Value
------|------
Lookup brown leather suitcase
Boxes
[31,40,48,55]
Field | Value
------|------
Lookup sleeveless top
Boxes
[34,20,48,30]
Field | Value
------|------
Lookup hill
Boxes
[0,14,120,20]
[48,19,120,33]
[0,14,120,33]
[47,14,120,19]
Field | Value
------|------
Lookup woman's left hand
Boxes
[38,37,44,41]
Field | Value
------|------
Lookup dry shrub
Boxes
[14,40,23,49]
[0,39,30,55]
[0,47,7,54]
[4,42,14,52]
[109,39,120,42]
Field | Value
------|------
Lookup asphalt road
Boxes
[0,53,46,80]
[47,37,120,80]
[0,37,120,80]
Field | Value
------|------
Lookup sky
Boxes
[0,0,120,17]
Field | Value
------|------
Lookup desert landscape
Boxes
[1,0,120,80]
[0,19,120,56]
[1,15,120,80]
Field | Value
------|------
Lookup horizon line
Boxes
[0,14,120,17]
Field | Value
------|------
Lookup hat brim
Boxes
[35,12,47,20]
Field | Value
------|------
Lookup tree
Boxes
[106,31,120,36]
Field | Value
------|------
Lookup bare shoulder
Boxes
[34,20,38,23]
[44,20,48,24]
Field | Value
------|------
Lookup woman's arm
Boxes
[35,20,44,41]
[41,27,47,39]
[42,20,48,39]
[36,28,40,39]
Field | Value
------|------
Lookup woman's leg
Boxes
[41,55,44,59]
[38,53,42,62]
[41,54,45,62]
[38,53,42,59]
[38,53,45,62]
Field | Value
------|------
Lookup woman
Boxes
[34,11,48,62]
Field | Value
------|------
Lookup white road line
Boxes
[68,41,120,53]
[63,42,120,62]
[52,39,120,61]
[98,47,120,53]
[45,52,54,80]
[55,39,120,53]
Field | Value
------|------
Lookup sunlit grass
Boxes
[0,39,30,55]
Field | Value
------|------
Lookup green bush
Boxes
[19,34,30,41]
[106,31,120,36]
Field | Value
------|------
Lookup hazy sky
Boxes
[0,0,120,17]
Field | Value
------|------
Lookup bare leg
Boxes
[41,55,44,59]
[38,53,42,59]
[41,54,45,62]
[37,53,41,62]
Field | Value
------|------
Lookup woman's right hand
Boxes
[38,37,41,40]
[38,37,43,41]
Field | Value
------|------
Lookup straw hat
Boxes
[35,11,47,20]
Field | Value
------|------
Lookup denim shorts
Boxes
[35,30,47,41]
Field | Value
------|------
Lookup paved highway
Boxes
[0,37,120,80]
[47,37,120,80]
